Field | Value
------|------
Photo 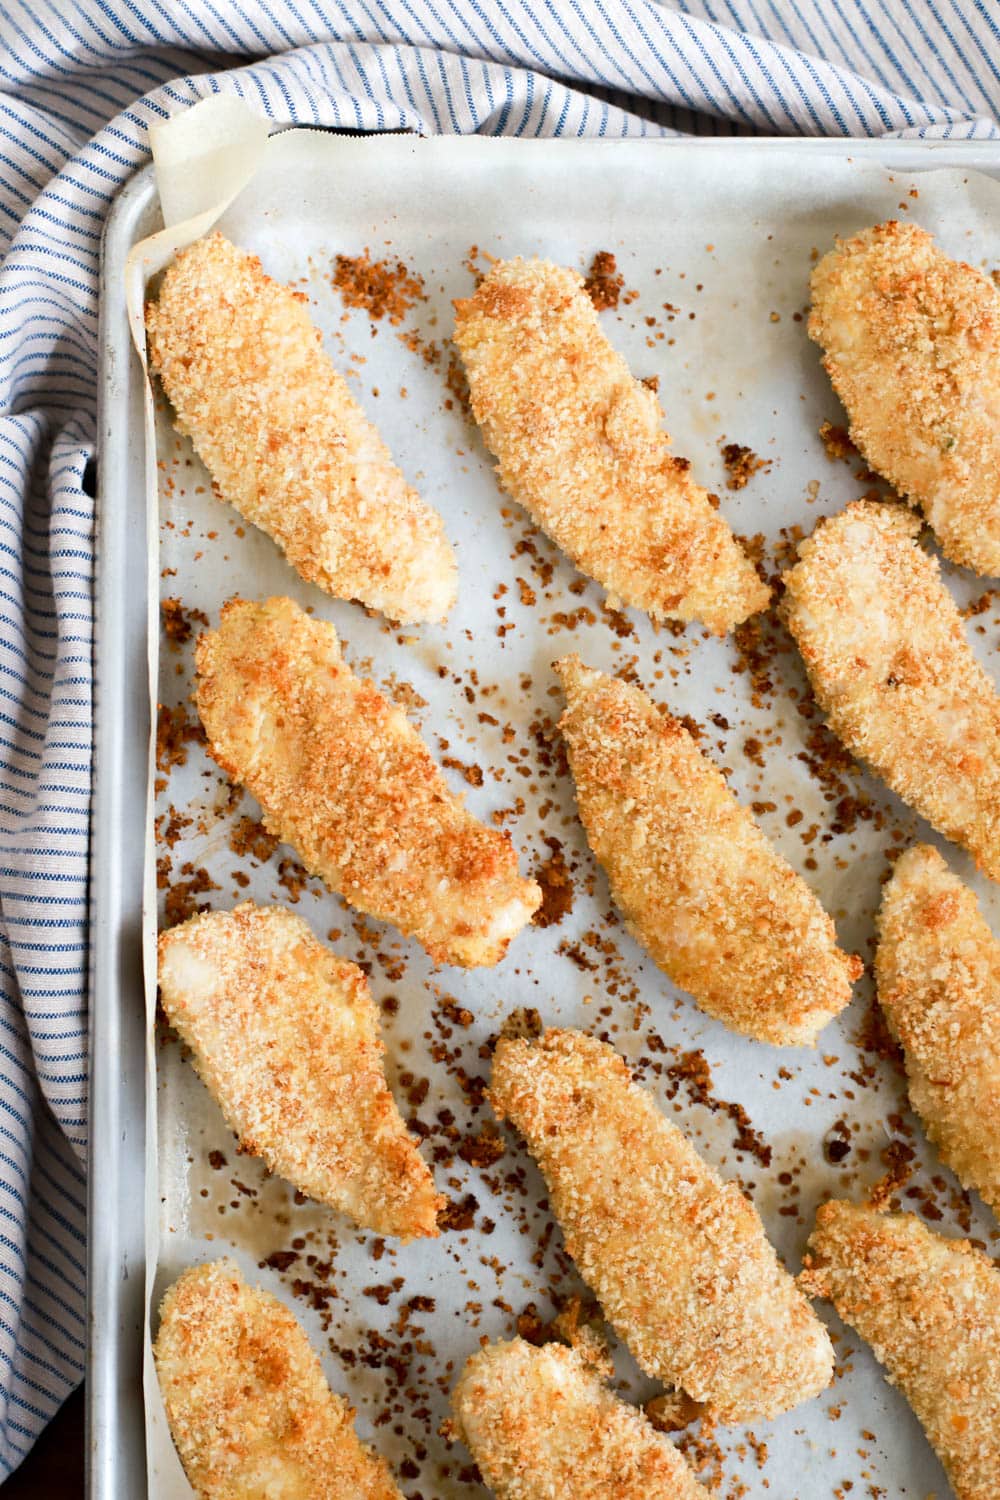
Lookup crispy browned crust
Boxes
[783,500,1000,880]
[451,1338,709,1499]
[489,1028,833,1422]
[157,904,442,1240]
[810,221,1000,576]
[875,845,1000,1216]
[194,597,540,966]
[146,232,457,624]
[154,1260,403,1499]
[801,1201,1000,1500]
[453,258,769,635]
[555,656,860,1045]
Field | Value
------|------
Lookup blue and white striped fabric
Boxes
[0,0,997,1476]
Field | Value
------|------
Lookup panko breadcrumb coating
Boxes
[157,904,442,1240]
[555,657,861,1045]
[801,1201,1000,1500]
[155,1260,403,1499]
[875,844,1000,1216]
[450,1338,708,1499]
[195,597,540,966]
[490,1028,834,1422]
[810,221,1000,576]
[146,232,456,624]
[783,500,1000,880]
[453,258,769,635]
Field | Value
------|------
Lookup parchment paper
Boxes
[138,126,1000,1499]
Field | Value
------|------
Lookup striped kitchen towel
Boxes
[0,0,997,1476]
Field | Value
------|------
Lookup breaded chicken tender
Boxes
[450,1338,709,1499]
[801,1201,1000,1500]
[490,1029,834,1422]
[453,258,768,635]
[146,232,456,624]
[155,1260,402,1499]
[157,904,442,1240]
[810,221,1000,576]
[875,844,1000,1216]
[784,501,1000,880]
[555,657,860,1045]
[195,598,540,966]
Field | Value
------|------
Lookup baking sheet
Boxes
[144,132,1000,1499]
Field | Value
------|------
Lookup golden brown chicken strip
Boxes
[810,221,1000,576]
[146,232,456,624]
[155,1259,403,1499]
[801,1200,1000,1500]
[195,597,540,966]
[875,844,1000,1216]
[451,1337,708,1499]
[555,656,860,1045]
[784,500,1000,880]
[490,1028,833,1422]
[157,904,442,1240]
[453,258,768,635]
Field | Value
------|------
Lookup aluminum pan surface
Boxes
[144,134,1000,1498]
[91,163,163,1500]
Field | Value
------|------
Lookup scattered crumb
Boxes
[228,816,279,864]
[819,420,859,463]
[161,597,207,648]
[645,1390,705,1433]
[531,838,573,928]
[721,442,772,491]
[156,702,205,775]
[583,250,624,311]
[163,863,219,926]
[331,250,424,325]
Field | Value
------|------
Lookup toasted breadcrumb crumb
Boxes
[802,1200,1000,1500]
[162,862,219,927]
[810,221,1000,575]
[158,904,442,1240]
[555,657,861,1045]
[783,501,1000,881]
[644,1390,706,1434]
[876,844,1000,1215]
[451,1337,709,1498]
[720,441,771,490]
[331,250,424,325]
[583,250,625,311]
[530,839,573,928]
[154,1260,403,1498]
[453,258,769,634]
[194,597,540,966]
[146,232,457,624]
[490,1028,834,1422]
[817,419,858,464]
